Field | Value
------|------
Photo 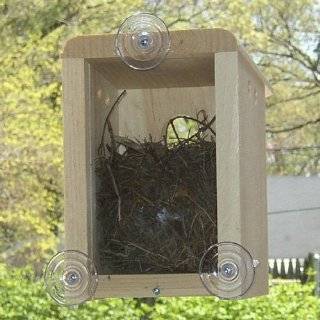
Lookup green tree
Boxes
[0,0,143,267]
[1,263,320,320]
[0,0,318,267]
[149,0,320,175]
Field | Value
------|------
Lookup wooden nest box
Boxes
[62,28,271,300]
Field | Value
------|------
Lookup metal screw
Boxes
[220,262,239,281]
[152,287,161,296]
[139,37,149,48]
[253,259,260,268]
[137,32,152,49]
[63,270,81,286]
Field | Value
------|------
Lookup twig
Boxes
[126,242,169,262]
[98,90,127,156]
[106,161,122,222]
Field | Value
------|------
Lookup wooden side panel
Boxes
[63,59,119,258]
[215,52,242,245]
[215,52,242,299]
[238,51,268,297]
[215,51,268,298]
[63,58,91,254]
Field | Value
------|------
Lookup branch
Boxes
[259,49,308,67]
[276,7,316,71]
[40,9,80,39]
[266,116,320,134]
[167,5,209,28]
[259,61,309,82]
[272,37,320,84]
[256,4,318,85]
[267,145,320,152]
[267,89,320,108]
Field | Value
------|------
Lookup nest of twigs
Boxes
[95,91,217,274]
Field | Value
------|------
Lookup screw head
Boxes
[152,287,161,296]
[63,270,81,286]
[115,13,170,70]
[220,261,239,281]
[137,32,152,49]
[253,259,260,268]
[199,242,256,299]
[44,250,98,306]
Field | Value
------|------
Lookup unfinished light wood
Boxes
[95,274,207,298]
[90,56,215,89]
[63,60,119,258]
[62,29,237,59]
[62,29,271,94]
[63,58,92,254]
[215,51,268,298]
[120,87,215,141]
[62,28,270,300]
[237,51,268,297]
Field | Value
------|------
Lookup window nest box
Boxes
[50,24,271,305]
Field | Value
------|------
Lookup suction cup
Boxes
[44,250,98,306]
[115,13,170,70]
[199,242,257,299]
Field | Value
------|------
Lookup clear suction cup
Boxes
[115,13,170,70]
[199,242,257,299]
[44,250,98,306]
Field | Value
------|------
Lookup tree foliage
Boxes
[1,263,320,319]
[0,0,319,265]
[150,0,320,174]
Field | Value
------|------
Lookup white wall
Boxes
[268,176,320,258]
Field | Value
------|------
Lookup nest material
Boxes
[95,91,217,274]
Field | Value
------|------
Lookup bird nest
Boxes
[95,91,217,274]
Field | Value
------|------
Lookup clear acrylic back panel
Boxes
[91,58,217,275]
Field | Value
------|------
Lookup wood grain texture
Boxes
[215,51,268,298]
[237,51,268,297]
[119,87,215,141]
[95,274,208,298]
[62,29,237,59]
[63,58,91,254]
[62,28,269,299]
[62,29,271,93]
[90,56,215,89]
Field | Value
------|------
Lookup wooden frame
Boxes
[62,29,271,299]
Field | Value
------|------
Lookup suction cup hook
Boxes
[115,13,170,70]
[199,242,258,299]
[44,250,98,306]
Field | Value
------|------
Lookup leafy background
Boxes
[0,0,319,318]
[1,264,320,319]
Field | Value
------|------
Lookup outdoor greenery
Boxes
[1,263,320,320]
[1,0,319,268]
[0,0,319,318]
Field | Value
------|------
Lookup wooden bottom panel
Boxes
[94,274,208,298]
